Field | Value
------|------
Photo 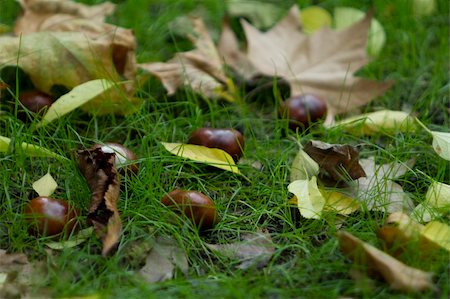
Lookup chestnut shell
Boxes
[24,197,78,237]
[187,128,244,162]
[161,190,219,230]
[18,90,53,114]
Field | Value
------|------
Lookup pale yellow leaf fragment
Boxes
[338,231,435,292]
[0,136,65,159]
[39,79,115,127]
[290,147,319,181]
[45,227,94,250]
[333,110,416,136]
[288,177,325,219]
[161,142,240,174]
[421,221,450,252]
[430,131,450,161]
[412,181,450,222]
[32,173,58,197]
[321,189,360,215]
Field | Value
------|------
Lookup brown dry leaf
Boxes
[206,230,275,270]
[139,18,228,99]
[242,6,392,118]
[139,236,188,283]
[78,148,121,256]
[337,231,435,292]
[353,157,415,213]
[304,140,366,182]
[0,250,46,299]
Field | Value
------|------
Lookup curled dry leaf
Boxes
[337,231,435,293]
[304,140,366,182]
[161,142,241,175]
[139,18,228,99]
[354,157,415,213]
[78,148,121,256]
[333,110,416,136]
[242,6,392,119]
[139,236,188,283]
[206,230,275,270]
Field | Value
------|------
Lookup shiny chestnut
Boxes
[93,142,139,175]
[161,190,219,230]
[188,128,244,162]
[18,90,53,114]
[279,94,327,131]
[24,197,78,237]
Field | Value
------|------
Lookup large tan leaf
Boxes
[338,231,435,292]
[161,142,241,174]
[0,31,138,115]
[242,6,392,117]
[139,18,228,99]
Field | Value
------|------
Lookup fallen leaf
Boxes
[304,140,366,181]
[77,148,121,256]
[412,181,450,222]
[242,6,392,118]
[337,231,435,292]
[288,177,325,219]
[32,172,58,197]
[301,6,332,34]
[421,221,450,252]
[226,0,284,29]
[139,236,188,283]
[139,18,228,99]
[353,157,415,213]
[334,7,386,56]
[38,79,115,127]
[0,135,66,159]
[45,227,94,250]
[161,142,241,175]
[430,131,450,161]
[321,189,360,215]
[290,146,319,181]
[206,230,275,270]
[413,0,437,17]
[0,31,139,115]
[333,110,416,136]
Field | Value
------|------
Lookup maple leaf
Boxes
[139,18,229,99]
[242,6,393,117]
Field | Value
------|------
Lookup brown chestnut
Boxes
[24,197,78,237]
[279,94,327,131]
[93,142,139,175]
[18,90,53,114]
[187,128,244,162]
[161,190,219,230]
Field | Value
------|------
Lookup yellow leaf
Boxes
[321,189,360,215]
[45,227,94,250]
[288,177,325,219]
[333,110,416,136]
[32,172,58,197]
[0,136,66,159]
[430,131,450,161]
[161,142,241,174]
[300,6,332,34]
[38,79,115,127]
[290,147,319,182]
[421,221,450,252]
[412,181,450,222]
[413,0,436,17]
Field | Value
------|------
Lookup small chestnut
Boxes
[93,142,139,175]
[187,128,245,162]
[24,197,78,237]
[279,94,327,131]
[18,90,53,114]
[161,190,219,230]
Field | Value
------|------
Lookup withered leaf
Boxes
[139,18,228,99]
[304,140,366,182]
[139,236,188,283]
[242,6,392,118]
[337,231,435,293]
[206,230,275,270]
[78,148,121,257]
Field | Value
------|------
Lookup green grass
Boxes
[1,0,449,298]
